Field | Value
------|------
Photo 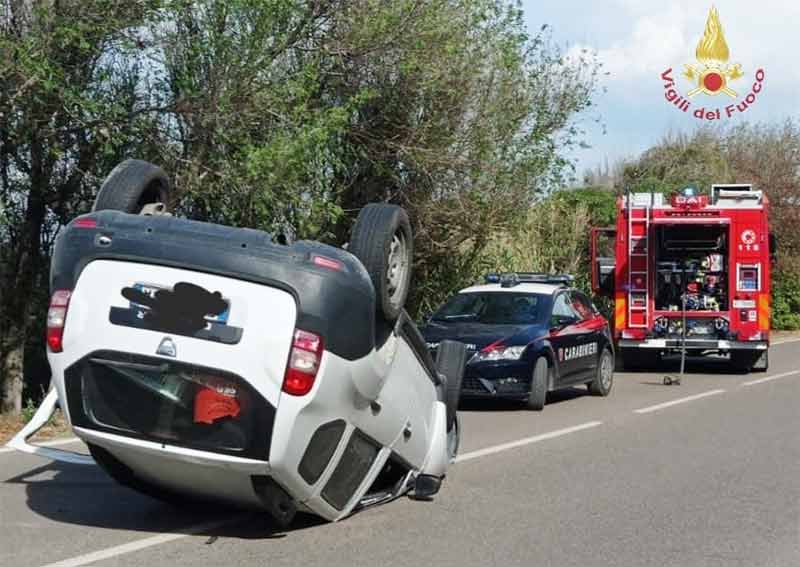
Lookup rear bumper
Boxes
[78,427,271,508]
[619,339,768,351]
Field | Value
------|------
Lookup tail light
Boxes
[312,255,344,272]
[283,329,324,396]
[72,218,98,229]
[47,290,72,352]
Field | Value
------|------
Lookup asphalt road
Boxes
[2,339,799,567]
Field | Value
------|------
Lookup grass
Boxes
[0,404,71,446]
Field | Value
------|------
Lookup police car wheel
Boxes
[526,357,548,411]
[93,159,171,214]
[588,348,614,396]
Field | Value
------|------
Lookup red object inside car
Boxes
[193,386,241,424]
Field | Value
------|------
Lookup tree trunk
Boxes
[0,339,24,414]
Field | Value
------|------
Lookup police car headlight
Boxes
[472,345,526,362]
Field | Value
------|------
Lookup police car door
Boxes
[549,291,583,383]
[569,291,603,380]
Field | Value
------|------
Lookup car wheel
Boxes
[730,350,757,373]
[435,339,467,432]
[620,348,651,371]
[93,159,171,214]
[526,357,548,411]
[348,204,413,324]
[752,350,769,372]
[588,348,614,396]
[88,443,187,506]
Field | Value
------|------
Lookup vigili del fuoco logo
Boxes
[660,6,764,121]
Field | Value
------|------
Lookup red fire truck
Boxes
[591,184,774,372]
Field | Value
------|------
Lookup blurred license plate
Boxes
[130,282,230,324]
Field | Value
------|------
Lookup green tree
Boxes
[0,0,162,412]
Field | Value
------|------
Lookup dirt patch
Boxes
[0,408,71,446]
[773,330,800,343]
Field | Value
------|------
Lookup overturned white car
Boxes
[9,160,466,524]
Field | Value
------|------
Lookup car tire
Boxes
[588,348,614,396]
[348,204,413,324]
[730,350,758,373]
[526,357,548,411]
[93,159,171,214]
[620,348,650,371]
[88,443,187,506]
[435,339,467,432]
[752,350,769,373]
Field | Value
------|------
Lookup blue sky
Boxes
[521,0,800,178]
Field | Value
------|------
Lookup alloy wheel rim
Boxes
[601,354,613,389]
[386,231,409,306]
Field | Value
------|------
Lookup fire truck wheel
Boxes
[752,350,769,372]
[588,348,614,396]
[526,357,548,411]
[620,348,652,371]
[731,350,767,373]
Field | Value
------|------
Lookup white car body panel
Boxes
[32,259,450,522]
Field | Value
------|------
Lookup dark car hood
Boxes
[421,321,546,351]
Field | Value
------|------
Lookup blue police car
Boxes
[421,273,615,410]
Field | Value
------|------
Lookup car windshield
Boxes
[432,292,544,325]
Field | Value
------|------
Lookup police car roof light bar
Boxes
[484,272,574,287]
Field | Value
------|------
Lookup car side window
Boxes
[551,292,578,325]
[571,291,596,321]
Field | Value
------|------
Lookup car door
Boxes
[569,291,605,379]
[548,291,583,384]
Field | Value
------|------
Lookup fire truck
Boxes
[591,184,774,372]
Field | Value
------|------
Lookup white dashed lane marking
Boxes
[633,389,726,414]
[742,370,800,387]
[455,421,604,463]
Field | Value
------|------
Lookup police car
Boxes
[422,273,615,410]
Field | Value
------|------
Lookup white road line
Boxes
[773,337,800,345]
[41,422,604,566]
[634,389,726,414]
[742,370,800,387]
[455,421,603,463]
[39,518,236,567]
[0,437,81,455]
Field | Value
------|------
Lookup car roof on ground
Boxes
[458,283,564,295]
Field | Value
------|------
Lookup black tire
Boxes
[527,357,548,411]
[88,443,187,506]
[730,350,760,373]
[435,340,467,431]
[348,204,413,323]
[752,350,769,373]
[93,159,171,214]
[588,348,614,396]
[620,348,651,371]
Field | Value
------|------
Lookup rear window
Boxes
[432,292,544,325]
[64,351,275,460]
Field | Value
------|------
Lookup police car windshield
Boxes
[432,292,544,325]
